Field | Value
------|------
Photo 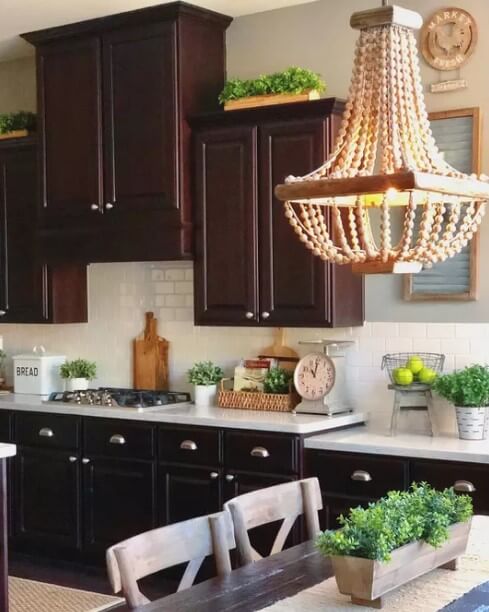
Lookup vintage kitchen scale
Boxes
[294,340,355,416]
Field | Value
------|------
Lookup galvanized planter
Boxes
[455,406,489,440]
[331,520,471,608]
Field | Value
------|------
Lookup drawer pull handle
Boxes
[250,446,270,458]
[82,458,90,464]
[225,474,235,482]
[180,440,197,451]
[351,470,372,482]
[109,434,126,445]
[210,472,219,480]
[39,428,54,438]
[68,456,77,463]
[453,480,476,493]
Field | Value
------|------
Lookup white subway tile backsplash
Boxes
[385,337,413,353]
[412,338,442,353]
[440,338,470,355]
[165,269,186,281]
[154,282,174,294]
[174,281,193,294]
[426,324,456,339]
[165,295,187,308]
[359,336,386,352]
[398,323,427,339]
[371,322,399,338]
[455,323,488,338]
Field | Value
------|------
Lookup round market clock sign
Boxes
[421,8,477,71]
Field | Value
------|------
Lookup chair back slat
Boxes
[106,510,235,609]
[225,477,322,566]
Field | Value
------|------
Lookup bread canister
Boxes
[13,346,66,395]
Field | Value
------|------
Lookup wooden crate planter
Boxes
[224,89,320,111]
[331,520,471,608]
[0,130,30,140]
[217,380,299,412]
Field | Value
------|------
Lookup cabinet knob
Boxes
[90,203,99,211]
[180,440,198,451]
[261,312,270,320]
[68,456,78,463]
[351,470,372,482]
[105,202,114,210]
[250,446,270,458]
[210,471,219,480]
[245,312,254,320]
[225,474,235,482]
[0,310,6,317]
[109,434,126,445]
[39,427,54,438]
[82,458,91,464]
[453,480,476,493]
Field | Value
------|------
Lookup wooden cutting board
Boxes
[258,328,299,371]
[133,312,169,390]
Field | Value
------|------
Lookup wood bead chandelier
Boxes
[275,3,489,274]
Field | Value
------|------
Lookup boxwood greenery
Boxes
[0,111,36,134]
[263,367,292,394]
[219,66,326,104]
[60,359,97,380]
[432,364,489,408]
[187,361,224,386]
[316,483,473,562]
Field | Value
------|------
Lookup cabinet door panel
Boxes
[160,465,220,525]
[103,22,177,214]
[83,458,156,554]
[194,126,258,324]
[259,119,330,325]
[38,38,102,218]
[14,448,81,551]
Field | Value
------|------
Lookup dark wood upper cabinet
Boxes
[0,138,87,323]
[192,99,365,327]
[194,126,258,324]
[22,2,232,264]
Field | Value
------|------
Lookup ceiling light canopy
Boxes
[274,2,489,274]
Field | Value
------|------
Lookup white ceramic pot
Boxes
[455,406,489,440]
[65,378,89,392]
[194,384,217,407]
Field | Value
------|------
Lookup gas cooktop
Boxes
[44,387,191,412]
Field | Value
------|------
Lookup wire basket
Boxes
[381,352,445,386]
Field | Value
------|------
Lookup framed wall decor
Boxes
[404,107,481,302]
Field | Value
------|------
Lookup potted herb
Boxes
[0,111,36,139]
[187,361,224,407]
[60,359,97,391]
[316,483,473,607]
[433,365,489,440]
[219,66,326,111]
[264,367,293,394]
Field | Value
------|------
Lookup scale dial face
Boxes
[294,352,336,401]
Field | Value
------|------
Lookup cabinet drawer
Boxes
[15,412,80,450]
[224,431,298,475]
[159,427,220,466]
[411,459,489,514]
[84,419,155,460]
[308,450,408,499]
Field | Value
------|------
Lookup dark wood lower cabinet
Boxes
[14,447,81,552]
[82,457,156,555]
[159,464,221,525]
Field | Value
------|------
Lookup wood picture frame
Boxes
[404,107,481,302]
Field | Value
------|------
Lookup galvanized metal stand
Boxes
[389,384,435,436]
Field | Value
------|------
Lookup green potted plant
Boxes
[0,111,36,139]
[433,365,489,440]
[60,359,97,391]
[263,367,293,394]
[219,66,326,110]
[187,361,224,407]
[316,483,473,607]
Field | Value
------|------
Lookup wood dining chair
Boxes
[106,510,235,609]
[224,477,323,565]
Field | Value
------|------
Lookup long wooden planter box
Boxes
[0,129,30,140]
[224,89,320,111]
[331,520,471,608]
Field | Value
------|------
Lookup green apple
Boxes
[407,356,424,375]
[393,367,414,386]
[418,367,437,384]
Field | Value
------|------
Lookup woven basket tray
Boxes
[217,379,299,413]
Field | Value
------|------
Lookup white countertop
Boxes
[0,443,16,459]
[0,393,366,435]
[305,427,489,464]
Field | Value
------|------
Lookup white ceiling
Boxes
[0,0,317,61]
